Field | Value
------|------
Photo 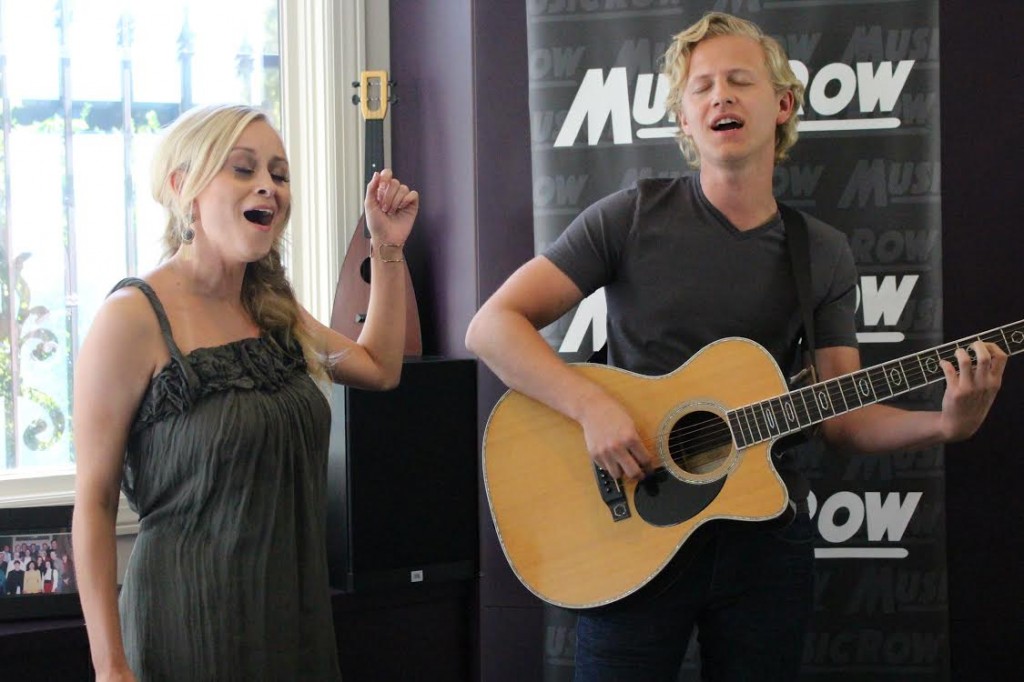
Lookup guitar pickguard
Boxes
[633,470,726,526]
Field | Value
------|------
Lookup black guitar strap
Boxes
[779,202,817,387]
[777,202,817,503]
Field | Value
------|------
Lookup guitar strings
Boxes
[634,327,1019,465]
[486,326,1020,473]
[654,354,970,459]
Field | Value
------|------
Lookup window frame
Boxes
[0,0,382,529]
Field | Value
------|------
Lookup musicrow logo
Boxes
[806,489,920,560]
[555,274,920,354]
[551,60,916,148]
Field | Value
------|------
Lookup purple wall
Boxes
[389,0,476,359]
[390,1,541,680]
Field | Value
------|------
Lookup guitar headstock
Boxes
[353,70,396,121]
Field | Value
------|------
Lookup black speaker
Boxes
[326,357,479,591]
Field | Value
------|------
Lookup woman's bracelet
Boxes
[373,241,405,263]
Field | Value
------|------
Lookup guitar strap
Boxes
[775,203,819,507]
[779,202,818,387]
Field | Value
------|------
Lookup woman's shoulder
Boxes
[94,280,167,348]
[79,274,174,383]
[105,264,192,337]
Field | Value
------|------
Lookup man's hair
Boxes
[661,12,805,167]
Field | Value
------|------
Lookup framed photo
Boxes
[0,505,80,621]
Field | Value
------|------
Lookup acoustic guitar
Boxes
[331,70,422,355]
[482,321,1023,609]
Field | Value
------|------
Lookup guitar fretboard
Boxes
[360,118,385,239]
[364,118,385,187]
[727,320,1024,449]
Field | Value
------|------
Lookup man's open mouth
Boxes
[711,118,743,131]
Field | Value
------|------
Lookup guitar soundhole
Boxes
[668,410,732,476]
[359,256,372,284]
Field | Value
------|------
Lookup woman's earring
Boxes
[181,213,196,244]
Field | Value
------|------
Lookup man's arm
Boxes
[465,256,653,479]
[815,343,1007,454]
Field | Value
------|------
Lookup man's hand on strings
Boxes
[579,394,654,480]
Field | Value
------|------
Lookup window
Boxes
[0,0,372,520]
[0,0,281,476]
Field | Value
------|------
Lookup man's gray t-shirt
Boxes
[543,174,859,379]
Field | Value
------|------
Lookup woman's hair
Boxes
[661,11,805,167]
[150,104,325,377]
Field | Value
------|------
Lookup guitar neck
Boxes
[363,119,385,188]
[728,319,1024,449]
[362,119,385,238]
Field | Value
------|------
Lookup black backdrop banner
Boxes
[526,1,945,680]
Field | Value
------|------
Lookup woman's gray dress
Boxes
[113,278,341,681]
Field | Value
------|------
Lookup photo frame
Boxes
[0,505,80,621]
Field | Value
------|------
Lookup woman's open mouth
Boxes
[244,208,274,226]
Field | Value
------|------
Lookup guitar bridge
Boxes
[593,466,631,522]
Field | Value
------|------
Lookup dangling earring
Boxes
[178,208,197,261]
[181,212,196,244]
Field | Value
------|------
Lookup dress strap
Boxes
[109,277,200,391]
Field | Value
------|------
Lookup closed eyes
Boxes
[232,166,289,183]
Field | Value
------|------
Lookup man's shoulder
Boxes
[629,174,697,213]
[633,173,692,194]
[587,172,695,205]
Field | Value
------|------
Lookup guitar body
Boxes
[331,214,422,355]
[330,70,422,356]
[482,337,791,609]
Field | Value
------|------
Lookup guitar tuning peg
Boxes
[351,94,360,105]
[352,81,359,88]
[388,80,397,88]
[390,96,399,105]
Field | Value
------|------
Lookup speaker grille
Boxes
[326,358,479,591]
